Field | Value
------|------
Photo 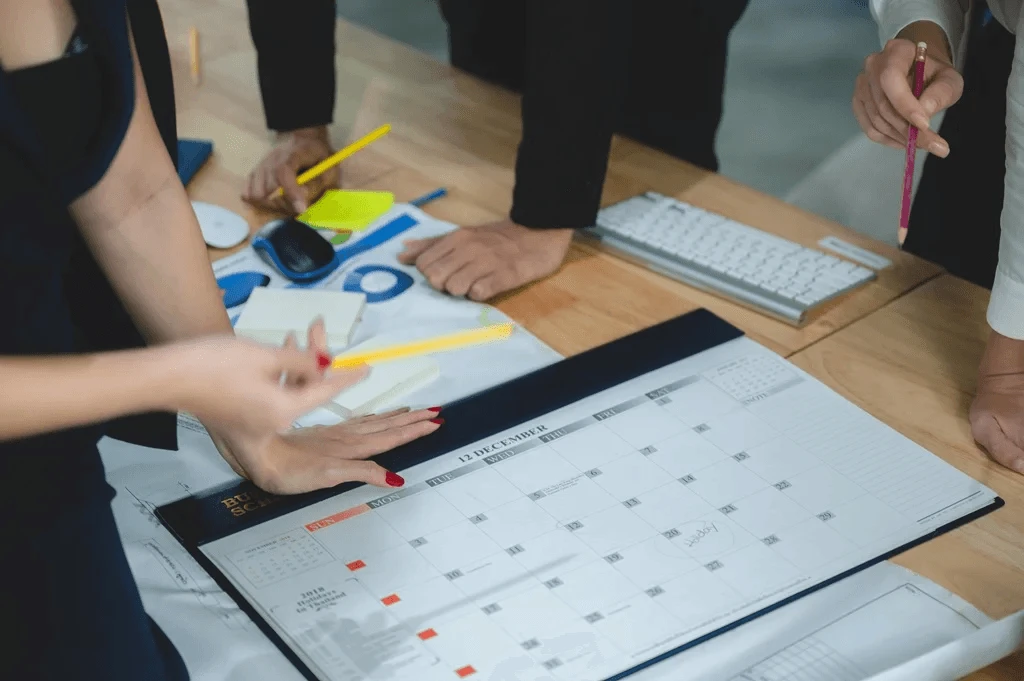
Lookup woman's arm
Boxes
[68,28,230,344]
[0,350,171,441]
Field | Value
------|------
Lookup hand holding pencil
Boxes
[852,25,963,158]
[243,124,392,215]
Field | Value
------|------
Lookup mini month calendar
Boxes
[159,310,1002,681]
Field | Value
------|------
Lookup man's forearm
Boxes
[511,0,625,230]
[246,0,337,132]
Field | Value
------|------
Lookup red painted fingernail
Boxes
[430,417,445,425]
[385,471,405,487]
[317,353,331,370]
[428,406,442,413]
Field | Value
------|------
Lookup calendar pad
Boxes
[158,309,1002,681]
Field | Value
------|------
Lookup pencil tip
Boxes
[897,226,908,249]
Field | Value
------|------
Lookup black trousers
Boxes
[438,0,749,173]
[904,2,1014,289]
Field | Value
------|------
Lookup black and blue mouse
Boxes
[252,218,339,284]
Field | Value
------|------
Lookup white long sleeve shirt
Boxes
[870,0,1024,338]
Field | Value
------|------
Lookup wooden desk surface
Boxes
[789,275,1024,680]
[158,0,939,358]
[155,1,1021,674]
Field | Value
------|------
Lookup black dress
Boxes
[0,1,185,678]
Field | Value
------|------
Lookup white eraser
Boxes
[234,288,366,347]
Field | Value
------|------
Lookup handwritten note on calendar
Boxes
[199,336,997,681]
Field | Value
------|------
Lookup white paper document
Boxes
[197,337,1000,681]
[632,561,995,681]
[213,204,563,412]
[860,608,1024,681]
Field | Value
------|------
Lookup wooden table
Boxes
[790,275,1024,679]
[156,1,1020,677]
[158,0,938,358]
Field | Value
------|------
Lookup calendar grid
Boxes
[201,342,998,681]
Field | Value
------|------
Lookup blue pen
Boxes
[410,187,448,207]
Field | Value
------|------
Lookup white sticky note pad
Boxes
[326,335,440,419]
[234,288,365,347]
[328,357,440,419]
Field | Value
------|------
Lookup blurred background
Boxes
[334,0,915,246]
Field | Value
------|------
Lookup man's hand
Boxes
[969,331,1024,474]
[242,126,337,215]
[852,21,962,156]
[397,220,573,301]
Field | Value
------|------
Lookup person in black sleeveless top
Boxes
[0,2,440,678]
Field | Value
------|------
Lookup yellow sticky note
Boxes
[298,190,394,231]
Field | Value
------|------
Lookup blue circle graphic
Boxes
[343,265,414,303]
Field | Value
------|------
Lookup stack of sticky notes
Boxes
[297,190,394,232]
[326,336,440,419]
[233,288,365,347]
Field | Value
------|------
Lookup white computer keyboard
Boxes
[585,192,876,325]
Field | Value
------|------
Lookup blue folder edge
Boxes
[177,138,213,186]
[156,308,1004,681]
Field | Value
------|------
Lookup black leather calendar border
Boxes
[155,307,1005,681]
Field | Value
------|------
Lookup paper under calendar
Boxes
[193,335,999,681]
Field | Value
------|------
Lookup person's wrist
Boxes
[138,344,195,414]
[549,227,574,248]
[895,20,954,66]
[277,126,330,145]
[980,330,1024,376]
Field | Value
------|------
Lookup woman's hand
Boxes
[210,407,442,494]
[192,319,443,494]
[852,22,963,156]
[164,333,365,434]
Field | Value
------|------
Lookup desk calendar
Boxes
[159,310,1002,681]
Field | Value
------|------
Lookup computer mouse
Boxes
[217,271,270,309]
[252,218,339,283]
[192,201,249,249]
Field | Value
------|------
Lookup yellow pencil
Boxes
[331,323,515,369]
[188,27,200,85]
[272,124,391,199]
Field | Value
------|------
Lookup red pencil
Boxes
[898,41,928,248]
